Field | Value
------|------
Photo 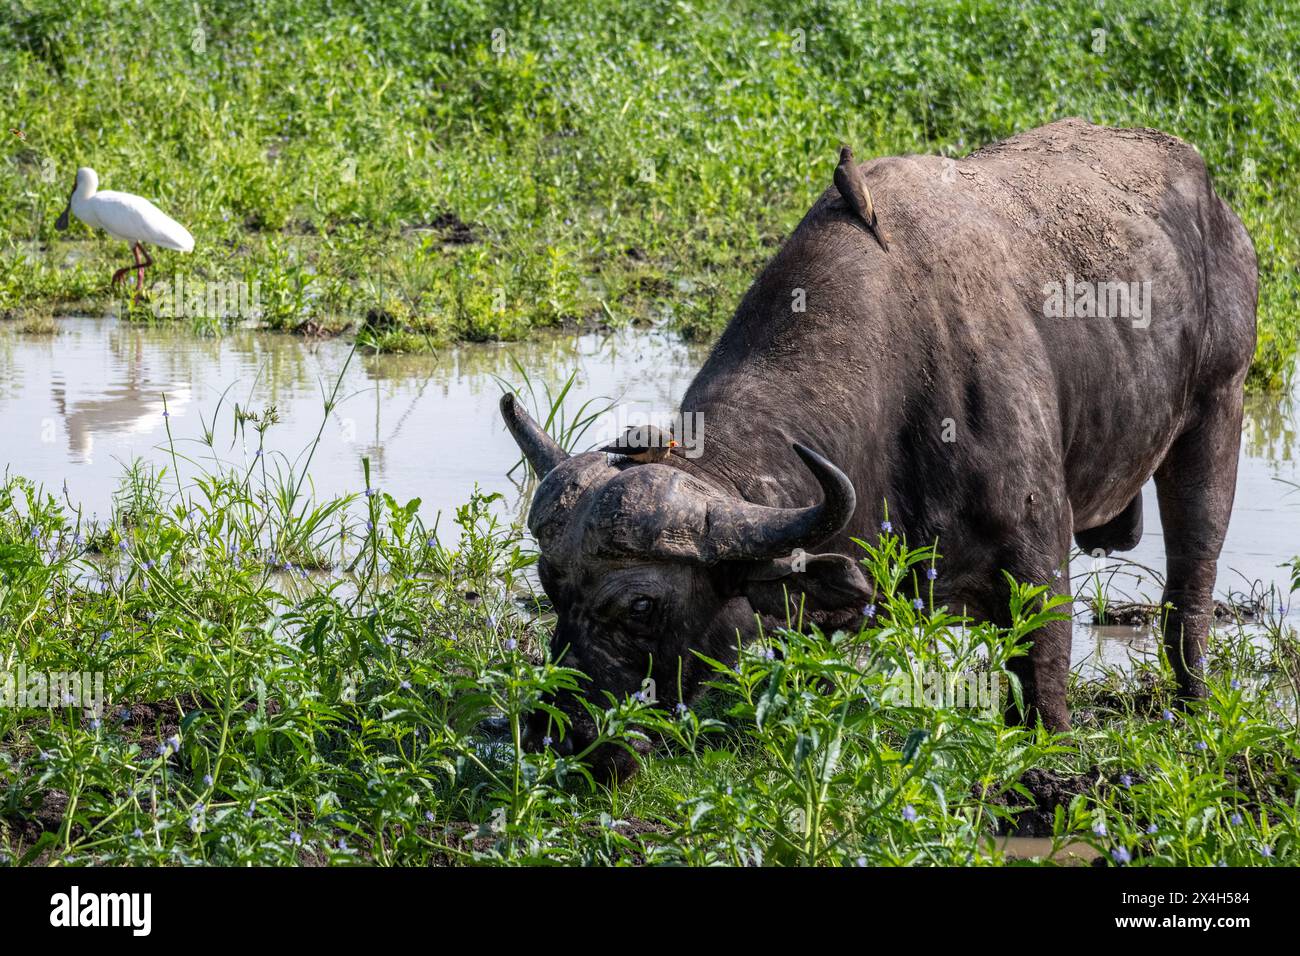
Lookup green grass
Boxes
[1,392,1297,866]
[1,0,1297,387]
[2,0,1299,866]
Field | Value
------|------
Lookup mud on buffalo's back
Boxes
[820,117,1219,280]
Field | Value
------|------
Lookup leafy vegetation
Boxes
[1,0,1298,868]
[1,397,1296,866]
[1,0,1296,387]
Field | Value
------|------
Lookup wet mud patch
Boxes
[0,788,80,865]
[1072,671,1167,721]
[1094,596,1266,627]
[986,767,1116,837]
[403,212,477,245]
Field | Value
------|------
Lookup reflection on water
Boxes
[0,318,707,523]
[0,318,1295,672]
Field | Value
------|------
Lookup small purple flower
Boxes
[912,598,925,611]
[1194,740,1208,751]
[425,811,435,823]
[1146,823,1158,835]
[168,734,181,752]
[1230,679,1241,690]
[675,702,688,716]
[902,805,918,822]
[926,567,937,580]
[1119,774,1133,787]
[89,718,102,731]
[289,831,302,845]
[1230,812,1243,825]
[1261,845,1273,858]
[1092,822,1108,837]
[365,487,377,498]
[504,638,518,652]
[1162,709,1175,722]
[1111,846,1131,865]
[762,647,775,660]
[132,828,144,839]
[881,520,893,533]
[862,604,876,619]
[543,735,553,747]
[400,680,411,690]
[203,774,213,786]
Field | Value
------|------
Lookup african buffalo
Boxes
[502,118,1257,778]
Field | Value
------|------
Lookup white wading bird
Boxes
[54,167,194,295]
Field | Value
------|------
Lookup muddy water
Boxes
[1,318,1295,671]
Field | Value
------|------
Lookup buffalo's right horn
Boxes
[500,393,569,477]
[700,443,856,561]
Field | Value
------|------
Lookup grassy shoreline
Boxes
[0,408,1297,865]
[2,1,1298,388]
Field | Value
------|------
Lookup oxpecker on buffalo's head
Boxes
[501,394,871,781]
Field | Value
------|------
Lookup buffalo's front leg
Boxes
[988,504,1073,733]
[1001,576,1072,733]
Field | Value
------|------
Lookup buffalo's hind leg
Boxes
[1153,397,1244,702]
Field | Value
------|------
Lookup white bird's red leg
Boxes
[110,252,134,288]
[134,243,153,295]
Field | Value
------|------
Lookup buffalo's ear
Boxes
[740,552,872,621]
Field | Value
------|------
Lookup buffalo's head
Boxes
[500,394,872,780]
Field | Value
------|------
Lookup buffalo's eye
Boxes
[629,596,654,616]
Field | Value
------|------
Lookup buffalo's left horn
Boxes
[702,443,856,561]
[500,393,569,477]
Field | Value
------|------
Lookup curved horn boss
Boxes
[695,443,857,562]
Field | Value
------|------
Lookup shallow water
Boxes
[1,318,1295,673]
